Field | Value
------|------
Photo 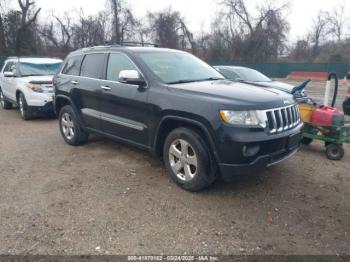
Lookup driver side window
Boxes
[106,53,138,82]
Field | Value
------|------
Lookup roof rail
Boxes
[6,56,19,60]
[5,56,61,60]
[104,41,159,47]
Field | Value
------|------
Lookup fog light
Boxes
[242,145,260,157]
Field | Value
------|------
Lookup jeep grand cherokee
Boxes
[54,45,303,191]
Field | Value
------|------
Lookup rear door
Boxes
[99,52,151,147]
[73,53,107,130]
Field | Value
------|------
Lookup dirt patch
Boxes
[0,88,349,255]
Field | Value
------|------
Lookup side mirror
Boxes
[119,70,146,87]
[4,71,15,77]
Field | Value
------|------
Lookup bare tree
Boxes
[0,0,7,52]
[71,9,108,48]
[179,18,196,52]
[213,0,290,62]
[109,0,137,43]
[328,5,347,41]
[309,11,331,57]
[42,14,72,48]
[16,0,41,53]
[148,8,194,50]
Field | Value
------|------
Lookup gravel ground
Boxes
[0,80,349,255]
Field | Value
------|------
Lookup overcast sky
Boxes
[11,0,349,41]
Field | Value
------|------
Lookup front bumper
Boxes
[27,102,55,116]
[219,148,299,181]
[215,124,303,180]
[25,92,54,107]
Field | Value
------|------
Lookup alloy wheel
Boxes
[19,96,24,116]
[0,91,4,107]
[168,139,198,182]
[61,112,75,140]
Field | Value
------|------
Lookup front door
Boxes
[100,52,151,148]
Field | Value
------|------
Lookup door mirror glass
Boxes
[4,71,15,77]
[118,70,146,86]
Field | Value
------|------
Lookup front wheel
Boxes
[326,144,344,161]
[0,89,12,110]
[18,93,32,120]
[163,127,216,192]
[59,105,88,146]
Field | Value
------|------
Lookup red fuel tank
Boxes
[311,106,344,126]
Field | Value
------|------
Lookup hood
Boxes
[253,81,294,93]
[169,80,295,109]
[18,75,54,84]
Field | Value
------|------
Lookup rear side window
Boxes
[62,56,83,76]
[80,54,105,79]
[106,53,138,82]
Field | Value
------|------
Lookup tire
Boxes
[163,127,217,192]
[18,93,32,120]
[301,137,313,146]
[0,88,12,110]
[59,105,88,146]
[326,144,344,161]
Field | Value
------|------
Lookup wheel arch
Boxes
[55,94,73,114]
[55,94,84,126]
[15,89,22,102]
[153,116,219,162]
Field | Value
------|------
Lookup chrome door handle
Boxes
[101,85,111,91]
[71,80,79,85]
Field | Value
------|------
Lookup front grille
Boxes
[265,104,300,134]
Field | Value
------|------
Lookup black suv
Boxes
[54,45,303,191]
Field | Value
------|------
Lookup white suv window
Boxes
[3,62,16,73]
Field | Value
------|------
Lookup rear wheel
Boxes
[18,93,32,120]
[59,105,88,146]
[163,127,216,192]
[0,88,12,109]
[326,144,344,161]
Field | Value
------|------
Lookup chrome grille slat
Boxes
[266,104,300,134]
[277,110,283,132]
[271,111,277,133]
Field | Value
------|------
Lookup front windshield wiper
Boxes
[167,77,224,85]
[22,74,47,77]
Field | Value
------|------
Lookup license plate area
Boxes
[288,133,301,149]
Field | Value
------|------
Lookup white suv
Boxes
[0,57,62,120]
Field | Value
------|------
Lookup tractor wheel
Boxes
[325,144,344,161]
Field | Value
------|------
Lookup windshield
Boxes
[19,62,62,76]
[234,68,272,82]
[139,51,224,84]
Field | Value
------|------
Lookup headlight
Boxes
[220,110,267,128]
[26,83,44,93]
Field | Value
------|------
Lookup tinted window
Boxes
[80,54,105,79]
[106,53,138,81]
[218,68,240,80]
[62,56,83,76]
